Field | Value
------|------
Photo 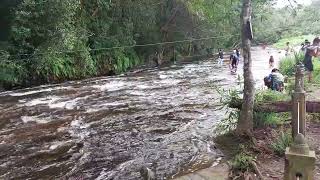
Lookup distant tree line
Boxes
[0,0,274,89]
[253,1,320,44]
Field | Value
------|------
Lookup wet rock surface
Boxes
[0,47,282,179]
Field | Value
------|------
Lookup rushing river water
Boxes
[0,47,284,179]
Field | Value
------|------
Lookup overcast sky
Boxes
[275,0,312,8]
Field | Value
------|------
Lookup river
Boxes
[0,47,284,179]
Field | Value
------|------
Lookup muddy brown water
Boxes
[0,47,284,179]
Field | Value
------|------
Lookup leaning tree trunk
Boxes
[237,0,254,136]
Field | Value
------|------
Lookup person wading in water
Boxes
[285,42,292,56]
[269,55,275,68]
[229,50,239,73]
[217,49,224,66]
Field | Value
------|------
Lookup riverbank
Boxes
[171,47,288,179]
[213,48,320,179]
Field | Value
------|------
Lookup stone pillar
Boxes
[284,134,316,180]
[292,64,306,138]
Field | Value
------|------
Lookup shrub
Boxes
[0,62,24,88]
[279,56,296,76]
[271,131,293,156]
[216,110,239,134]
[230,152,255,172]
[293,52,305,64]
[215,87,242,134]
[0,51,26,88]
[254,112,277,128]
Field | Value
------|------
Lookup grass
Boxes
[312,59,320,84]
[254,90,290,128]
[273,35,315,49]
[254,112,290,128]
[255,89,290,102]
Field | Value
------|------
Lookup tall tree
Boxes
[237,0,255,136]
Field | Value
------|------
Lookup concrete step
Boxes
[174,163,229,180]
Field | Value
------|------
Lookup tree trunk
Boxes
[237,0,254,136]
[229,99,320,113]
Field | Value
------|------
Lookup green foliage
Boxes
[0,61,25,87]
[0,50,26,87]
[230,151,255,172]
[186,0,242,47]
[1,0,246,89]
[271,131,293,156]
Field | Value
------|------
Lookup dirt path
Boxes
[256,119,320,180]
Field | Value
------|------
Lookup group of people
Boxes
[266,52,285,91]
[217,48,240,73]
[285,38,320,83]
[264,37,320,91]
[216,37,320,92]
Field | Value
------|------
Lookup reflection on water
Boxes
[0,47,283,179]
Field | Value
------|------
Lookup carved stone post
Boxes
[292,64,306,138]
[284,134,316,180]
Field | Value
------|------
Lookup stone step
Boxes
[174,163,229,180]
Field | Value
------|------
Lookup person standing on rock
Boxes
[304,37,320,82]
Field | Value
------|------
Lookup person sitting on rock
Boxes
[264,68,284,91]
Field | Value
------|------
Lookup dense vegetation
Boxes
[0,0,244,89]
[253,0,320,45]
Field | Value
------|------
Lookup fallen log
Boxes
[229,99,320,113]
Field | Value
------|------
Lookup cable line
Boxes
[7,34,234,61]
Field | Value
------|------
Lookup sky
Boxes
[275,0,312,8]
